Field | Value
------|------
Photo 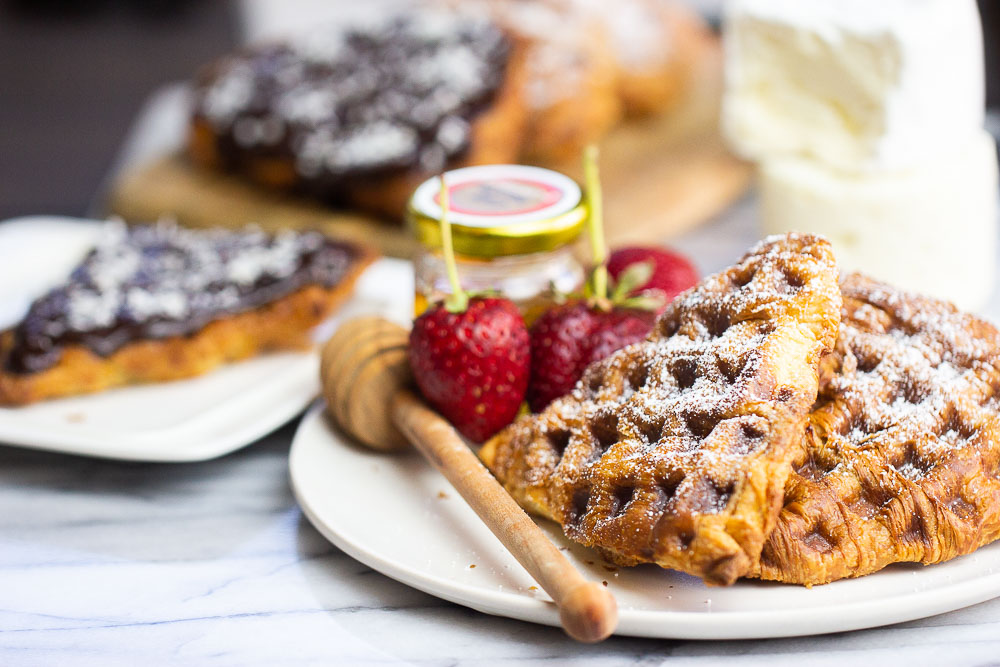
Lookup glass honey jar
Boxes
[408,165,587,322]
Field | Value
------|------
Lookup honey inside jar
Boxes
[408,165,587,320]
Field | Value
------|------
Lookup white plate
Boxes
[291,403,1000,639]
[0,216,413,462]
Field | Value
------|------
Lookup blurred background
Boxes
[0,0,719,220]
[0,0,996,221]
[0,0,237,218]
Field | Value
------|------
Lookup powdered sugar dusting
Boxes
[487,233,842,581]
[760,273,1000,584]
[818,275,1000,462]
[7,222,357,374]
[573,0,677,70]
[192,8,508,182]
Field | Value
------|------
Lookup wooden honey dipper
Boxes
[320,315,618,643]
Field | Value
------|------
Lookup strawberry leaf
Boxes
[620,293,666,312]
[548,280,571,305]
[610,260,654,301]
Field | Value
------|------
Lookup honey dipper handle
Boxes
[390,390,618,643]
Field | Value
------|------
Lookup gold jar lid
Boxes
[407,165,587,257]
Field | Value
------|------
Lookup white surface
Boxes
[722,0,985,170]
[759,129,1000,312]
[0,217,412,462]
[290,402,1000,641]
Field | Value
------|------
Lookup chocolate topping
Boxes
[191,9,510,198]
[6,223,359,374]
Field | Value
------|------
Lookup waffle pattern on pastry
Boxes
[756,274,1000,585]
[482,233,841,585]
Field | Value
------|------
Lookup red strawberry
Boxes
[408,175,531,441]
[527,302,654,412]
[527,148,701,411]
[410,296,530,442]
[607,246,699,305]
[522,147,669,412]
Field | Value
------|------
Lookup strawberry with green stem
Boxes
[527,146,683,412]
[409,176,531,442]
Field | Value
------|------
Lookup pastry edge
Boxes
[0,246,376,406]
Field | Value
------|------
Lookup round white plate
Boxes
[0,216,412,462]
[291,403,1000,639]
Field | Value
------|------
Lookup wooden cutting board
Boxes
[107,39,750,259]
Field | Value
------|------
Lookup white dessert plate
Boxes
[291,403,1000,639]
[0,216,412,462]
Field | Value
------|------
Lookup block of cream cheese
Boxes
[723,0,985,170]
[759,129,998,311]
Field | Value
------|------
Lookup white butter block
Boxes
[759,130,998,311]
[723,0,985,170]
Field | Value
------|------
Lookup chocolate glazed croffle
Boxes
[0,223,375,405]
[188,8,527,220]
